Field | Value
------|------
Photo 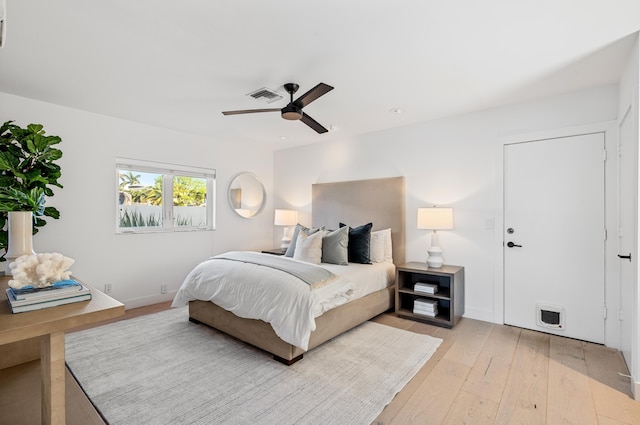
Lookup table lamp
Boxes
[417,207,453,268]
[274,209,298,249]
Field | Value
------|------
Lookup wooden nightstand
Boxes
[395,262,464,328]
[261,248,286,256]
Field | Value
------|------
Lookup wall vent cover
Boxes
[247,87,283,104]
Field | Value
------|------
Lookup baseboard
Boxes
[122,291,176,309]
[633,378,640,401]
[463,307,495,323]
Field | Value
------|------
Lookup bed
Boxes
[173,176,405,364]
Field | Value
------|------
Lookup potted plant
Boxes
[0,120,63,262]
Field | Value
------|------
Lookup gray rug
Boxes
[66,307,441,425]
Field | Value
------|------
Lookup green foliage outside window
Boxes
[119,209,161,227]
[119,175,206,207]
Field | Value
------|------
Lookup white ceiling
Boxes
[0,1,639,150]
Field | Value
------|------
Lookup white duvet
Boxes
[171,252,394,350]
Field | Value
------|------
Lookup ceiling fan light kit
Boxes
[281,104,302,120]
[223,82,334,134]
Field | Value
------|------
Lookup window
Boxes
[116,158,215,233]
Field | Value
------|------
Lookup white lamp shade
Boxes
[274,209,298,226]
[417,207,453,230]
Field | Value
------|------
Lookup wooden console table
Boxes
[0,276,124,425]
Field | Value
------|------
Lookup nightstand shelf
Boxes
[395,262,464,328]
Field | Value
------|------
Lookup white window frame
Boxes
[116,158,216,234]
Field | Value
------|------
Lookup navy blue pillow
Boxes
[339,222,372,264]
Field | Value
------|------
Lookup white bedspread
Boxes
[171,252,394,350]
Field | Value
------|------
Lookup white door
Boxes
[504,133,605,343]
[618,107,636,365]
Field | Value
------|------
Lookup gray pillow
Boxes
[321,226,349,265]
[285,224,320,257]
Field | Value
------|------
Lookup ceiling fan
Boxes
[222,82,334,134]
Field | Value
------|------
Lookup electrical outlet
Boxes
[160,284,167,294]
[104,283,112,294]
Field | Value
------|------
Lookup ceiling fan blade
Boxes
[222,108,280,116]
[293,83,334,108]
[300,112,329,134]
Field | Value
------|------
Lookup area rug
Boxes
[66,307,441,425]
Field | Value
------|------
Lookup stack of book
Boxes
[413,299,438,317]
[414,282,438,295]
[5,279,91,313]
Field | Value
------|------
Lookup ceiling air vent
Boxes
[246,87,283,104]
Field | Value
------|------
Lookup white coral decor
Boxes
[8,253,75,289]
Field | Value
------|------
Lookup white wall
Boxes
[274,84,619,323]
[0,92,275,308]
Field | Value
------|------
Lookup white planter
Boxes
[5,211,36,270]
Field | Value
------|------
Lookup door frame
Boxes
[493,121,620,349]
[618,103,638,366]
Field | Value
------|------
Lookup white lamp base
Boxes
[280,238,291,249]
[280,227,291,249]
[426,246,444,268]
[426,231,444,268]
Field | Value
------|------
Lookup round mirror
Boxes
[228,172,266,218]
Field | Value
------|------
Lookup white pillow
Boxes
[370,231,385,263]
[370,228,393,263]
[285,224,321,257]
[293,230,324,264]
[382,228,393,262]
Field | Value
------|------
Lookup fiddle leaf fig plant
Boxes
[0,120,63,261]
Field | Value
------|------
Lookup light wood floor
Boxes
[1,302,638,425]
[371,314,640,425]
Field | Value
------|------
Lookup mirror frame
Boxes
[227,171,267,218]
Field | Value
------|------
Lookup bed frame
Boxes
[188,176,406,364]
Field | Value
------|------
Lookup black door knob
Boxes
[507,241,522,248]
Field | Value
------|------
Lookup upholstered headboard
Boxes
[311,176,405,266]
